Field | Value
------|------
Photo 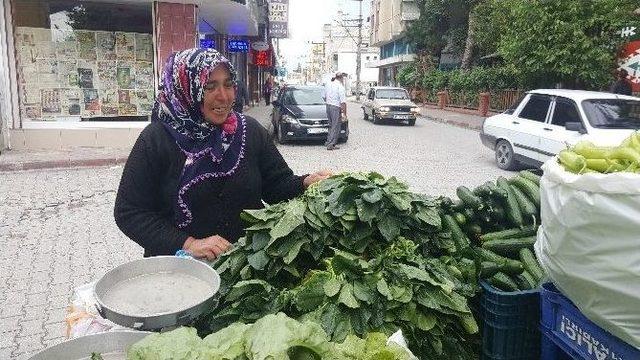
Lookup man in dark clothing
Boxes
[233,83,250,113]
[610,69,633,96]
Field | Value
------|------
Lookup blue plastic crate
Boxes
[480,280,541,360]
[540,282,640,360]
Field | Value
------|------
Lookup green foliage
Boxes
[197,173,480,359]
[407,0,477,57]
[478,0,638,89]
[419,66,521,93]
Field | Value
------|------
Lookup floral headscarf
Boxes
[152,48,247,228]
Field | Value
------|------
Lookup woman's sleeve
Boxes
[114,132,189,256]
[257,125,306,204]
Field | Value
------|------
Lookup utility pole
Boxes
[355,0,363,101]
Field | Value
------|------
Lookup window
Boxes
[551,99,581,127]
[12,0,155,122]
[375,89,408,100]
[582,99,640,129]
[519,95,551,122]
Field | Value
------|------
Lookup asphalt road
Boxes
[0,102,511,358]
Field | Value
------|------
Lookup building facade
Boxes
[0,0,272,150]
[312,10,378,92]
[367,0,419,86]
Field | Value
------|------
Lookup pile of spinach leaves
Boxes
[195,173,480,359]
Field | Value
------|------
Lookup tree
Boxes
[489,0,638,89]
[406,0,475,60]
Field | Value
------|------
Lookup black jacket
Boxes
[114,116,305,257]
[610,79,633,96]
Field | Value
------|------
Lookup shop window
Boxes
[13,1,154,122]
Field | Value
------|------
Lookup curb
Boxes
[0,157,128,172]
[422,115,482,131]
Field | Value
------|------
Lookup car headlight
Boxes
[378,106,390,112]
[282,114,299,124]
[411,107,420,113]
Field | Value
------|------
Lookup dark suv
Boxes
[271,85,349,144]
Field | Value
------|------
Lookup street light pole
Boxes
[355,0,363,101]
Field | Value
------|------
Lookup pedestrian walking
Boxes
[114,48,331,259]
[263,75,273,105]
[233,82,250,113]
[324,72,347,150]
[610,69,633,96]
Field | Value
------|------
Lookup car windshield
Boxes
[582,99,640,129]
[280,88,325,105]
[375,89,408,99]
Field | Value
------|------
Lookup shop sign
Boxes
[200,39,216,49]
[268,0,289,38]
[251,41,269,51]
[227,40,250,53]
[252,49,272,67]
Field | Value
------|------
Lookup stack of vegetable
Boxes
[197,173,480,360]
[558,133,640,174]
[437,170,546,292]
[188,171,548,358]
[128,313,413,360]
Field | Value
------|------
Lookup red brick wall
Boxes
[155,2,197,74]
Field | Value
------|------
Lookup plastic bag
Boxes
[387,330,418,360]
[536,159,640,349]
[65,281,125,338]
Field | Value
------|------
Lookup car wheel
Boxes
[408,119,416,126]
[495,139,518,170]
[372,111,380,125]
[276,122,288,144]
[363,109,369,120]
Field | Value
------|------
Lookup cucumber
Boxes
[509,184,538,219]
[488,272,520,292]
[453,212,467,226]
[475,248,523,275]
[442,214,471,251]
[479,226,537,243]
[510,176,541,208]
[497,177,524,228]
[473,184,492,197]
[519,170,541,185]
[462,207,475,222]
[514,270,537,290]
[520,248,545,283]
[479,261,501,278]
[486,181,508,199]
[465,223,482,238]
[457,186,483,209]
[482,236,536,256]
[500,260,524,275]
[439,196,455,211]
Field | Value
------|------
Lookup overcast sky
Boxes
[279,0,370,70]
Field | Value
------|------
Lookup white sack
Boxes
[535,159,640,349]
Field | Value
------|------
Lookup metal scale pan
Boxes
[94,256,220,331]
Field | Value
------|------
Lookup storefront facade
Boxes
[0,0,271,150]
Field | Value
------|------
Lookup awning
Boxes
[83,0,260,36]
[365,54,415,68]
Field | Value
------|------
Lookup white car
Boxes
[480,89,640,170]
[361,86,421,125]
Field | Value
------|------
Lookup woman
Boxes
[263,75,273,105]
[114,48,330,260]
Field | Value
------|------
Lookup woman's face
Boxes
[201,65,235,125]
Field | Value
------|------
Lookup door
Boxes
[512,94,553,162]
[539,97,584,162]
[271,88,286,129]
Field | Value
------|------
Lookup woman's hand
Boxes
[303,170,333,189]
[183,235,232,261]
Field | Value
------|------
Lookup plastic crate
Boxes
[480,280,541,360]
[540,282,640,360]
